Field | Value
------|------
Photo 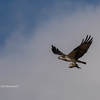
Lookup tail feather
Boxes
[76,60,86,64]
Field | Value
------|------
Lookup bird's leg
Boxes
[75,63,81,69]
[76,66,81,69]
[72,62,81,69]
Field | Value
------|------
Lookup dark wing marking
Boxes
[68,35,93,59]
[51,45,65,55]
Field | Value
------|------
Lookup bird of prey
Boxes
[51,35,93,69]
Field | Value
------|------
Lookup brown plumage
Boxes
[51,35,93,69]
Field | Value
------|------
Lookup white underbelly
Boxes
[65,56,72,62]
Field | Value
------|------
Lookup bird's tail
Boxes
[76,60,86,64]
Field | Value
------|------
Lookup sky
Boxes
[1,0,100,100]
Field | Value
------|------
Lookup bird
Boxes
[51,35,93,69]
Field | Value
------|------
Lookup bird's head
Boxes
[58,55,65,60]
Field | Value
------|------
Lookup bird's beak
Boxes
[58,56,60,59]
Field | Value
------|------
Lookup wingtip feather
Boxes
[84,35,88,42]
[82,35,93,43]
[81,39,84,44]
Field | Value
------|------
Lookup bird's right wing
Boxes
[51,45,65,55]
[67,35,93,59]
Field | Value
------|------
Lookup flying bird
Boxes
[51,35,93,69]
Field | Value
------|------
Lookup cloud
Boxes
[1,2,100,100]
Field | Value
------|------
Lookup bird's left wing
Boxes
[51,45,65,55]
[67,35,93,59]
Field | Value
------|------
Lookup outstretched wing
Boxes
[68,35,93,59]
[51,45,65,55]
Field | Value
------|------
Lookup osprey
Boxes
[51,35,93,69]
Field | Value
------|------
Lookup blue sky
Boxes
[1,0,100,100]
[0,0,100,45]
